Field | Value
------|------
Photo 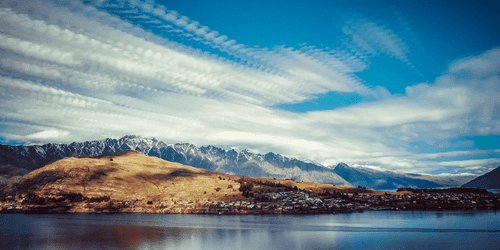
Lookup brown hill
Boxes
[462,166,500,189]
[0,151,382,214]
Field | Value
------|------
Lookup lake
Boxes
[1,211,499,249]
[488,189,500,194]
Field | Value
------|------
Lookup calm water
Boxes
[1,211,499,249]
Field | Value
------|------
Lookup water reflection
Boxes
[1,212,499,250]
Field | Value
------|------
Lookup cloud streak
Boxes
[0,0,498,175]
[343,19,409,62]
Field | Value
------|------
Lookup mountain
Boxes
[0,135,349,186]
[0,150,389,214]
[462,166,500,189]
[0,135,474,189]
[0,150,249,213]
[420,173,478,187]
[331,164,473,190]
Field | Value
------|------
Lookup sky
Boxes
[0,0,499,175]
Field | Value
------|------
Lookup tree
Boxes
[237,177,254,192]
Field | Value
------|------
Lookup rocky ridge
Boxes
[0,151,375,214]
[0,135,477,189]
[0,135,349,186]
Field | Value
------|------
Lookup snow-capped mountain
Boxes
[0,135,475,189]
[0,135,349,186]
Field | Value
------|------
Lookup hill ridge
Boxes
[462,166,500,189]
[0,135,349,186]
[0,135,478,189]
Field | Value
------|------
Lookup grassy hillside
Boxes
[0,151,378,213]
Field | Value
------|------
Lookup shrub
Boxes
[24,192,46,205]
[239,183,253,192]
[66,192,85,202]
[87,196,110,203]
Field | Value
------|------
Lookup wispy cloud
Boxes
[341,17,427,79]
[412,150,491,160]
[0,0,498,175]
[343,18,409,62]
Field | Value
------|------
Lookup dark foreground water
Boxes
[1,211,499,249]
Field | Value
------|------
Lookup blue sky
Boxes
[0,0,499,175]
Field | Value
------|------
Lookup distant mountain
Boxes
[0,135,476,189]
[0,135,349,186]
[422,173,478,187]
[331,164,473,190]
[462,166,500,189]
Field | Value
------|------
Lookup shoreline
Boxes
[2,201,498,215]
[2,187,500,215]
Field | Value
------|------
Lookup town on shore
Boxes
[1,184,499,215]
[199,187,500,215]
[1,151,498,215]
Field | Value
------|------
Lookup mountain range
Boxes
[0,135,477,189]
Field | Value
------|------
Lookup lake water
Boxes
[1,211,499,249]
[488,189,500,194]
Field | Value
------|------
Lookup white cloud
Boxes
[0,1,498,176]
[435,172,478,177]
[126,14,150,19]
[304,97,468,128]
[343,19,409,62]
[437,159,500,167]
[449,48,500,77]
[412,150,490,160]
[26,130,70,140]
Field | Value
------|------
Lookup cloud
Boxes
[112,0,372,95]
[343,19,409,62]
[437,159,500,167]
[0,0,498,175]
[26,130,70,140]
[412,150,490,160]
[304,95,469,128]
[448,48,500,77]
[126,14,150,19]
[174,16,189,27]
